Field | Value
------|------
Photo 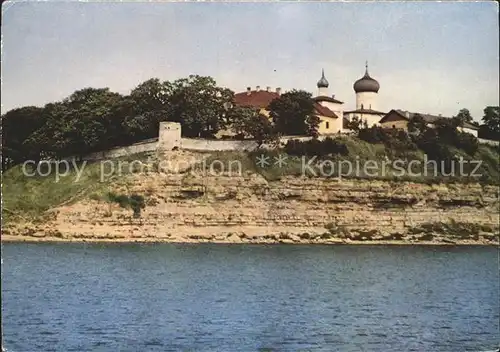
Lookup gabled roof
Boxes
[314,103,339,118]
[344,108,385,115]
[380,109,479,130]
[233,90,280,109]
[234,90,339,118]
[313,95,344,104]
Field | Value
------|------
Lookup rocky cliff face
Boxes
[4,172,499,244]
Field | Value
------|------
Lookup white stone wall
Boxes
[362,113,384,127]
[344,112,384,128]
[356,91,378,110]
[79,123,352,161]
[181,138,259,151]
[458,126,479,138]
[318,101,344,120]
[75,118,496,162]
[318,87,329,97]
[85,139,159,161]
[158,122,182,151]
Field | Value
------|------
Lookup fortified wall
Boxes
[83,121,498,161]
[84,122,318,160]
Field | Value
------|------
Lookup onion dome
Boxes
[317,69,329,88]
[353,62,380,93]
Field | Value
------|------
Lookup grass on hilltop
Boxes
[1,152,155,224]
[192,136,499,183]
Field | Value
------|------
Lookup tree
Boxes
[125,78,171,141]
[454,108,473,126]
[306,112,321,138]
[107,192,146,218]
[129,78,171,114]
[129,194,146,218]
[23,88,128,160]
[239,113,276,147]
[62,88,126,157]
[1,106,45,170]
[226,106,275,145]
[407,114,427,135]
[225,106,258,137]
[345,116,365,133]
[22,102,69,161]
[480,106,500,140]
[168,75,234,138]
[268,90,316,136]
[434,116,459,144]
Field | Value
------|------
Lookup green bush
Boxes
[358,126,417,153]
[454,131,479,155]
[284,137,348,157]
[107,192,146,218]
[408,220,490,240]
[413,118,479,160]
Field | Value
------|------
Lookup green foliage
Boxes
[1,75,234,169]
[284,137,348,157]
[411,117,479,159]
[18,89,136,161]
[358,126,417,157]
[479,106,500,140]
[168,75,234,137]
[129,194,146,218]
[107,192,146,218]
[130,78,170,113]
[2,153,153,223]
[454,131,479,155]
[1,106,46,170]
[409,220,497,240]
[344,116,366,132]
[2,161,107,223]
[482,106,500,133]
[268,90,317,136]
[225,106,276,145]
[407,114,427,135]
[454,108,473,124]
[107,192,130,208]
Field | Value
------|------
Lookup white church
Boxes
[233,63,479,137]
[233,62,385,135]
[315,62,385,133]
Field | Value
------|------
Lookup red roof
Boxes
[233,90,338,118]
[314,103,339,118]
[233,90,280,109]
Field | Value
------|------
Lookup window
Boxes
[361,104,364,109]
[326,121,330,129]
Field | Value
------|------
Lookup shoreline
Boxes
[2,235,498,246]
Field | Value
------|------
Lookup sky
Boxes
[1,1,498,121]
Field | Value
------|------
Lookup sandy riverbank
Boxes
[2,233,497,246]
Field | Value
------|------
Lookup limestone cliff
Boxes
[4,171,499,245]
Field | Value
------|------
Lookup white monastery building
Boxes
[233,62,479,137]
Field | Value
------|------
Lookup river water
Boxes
[1,243,498,351]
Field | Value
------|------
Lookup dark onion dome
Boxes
[317,69,329,88]
[353,62,380,93]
